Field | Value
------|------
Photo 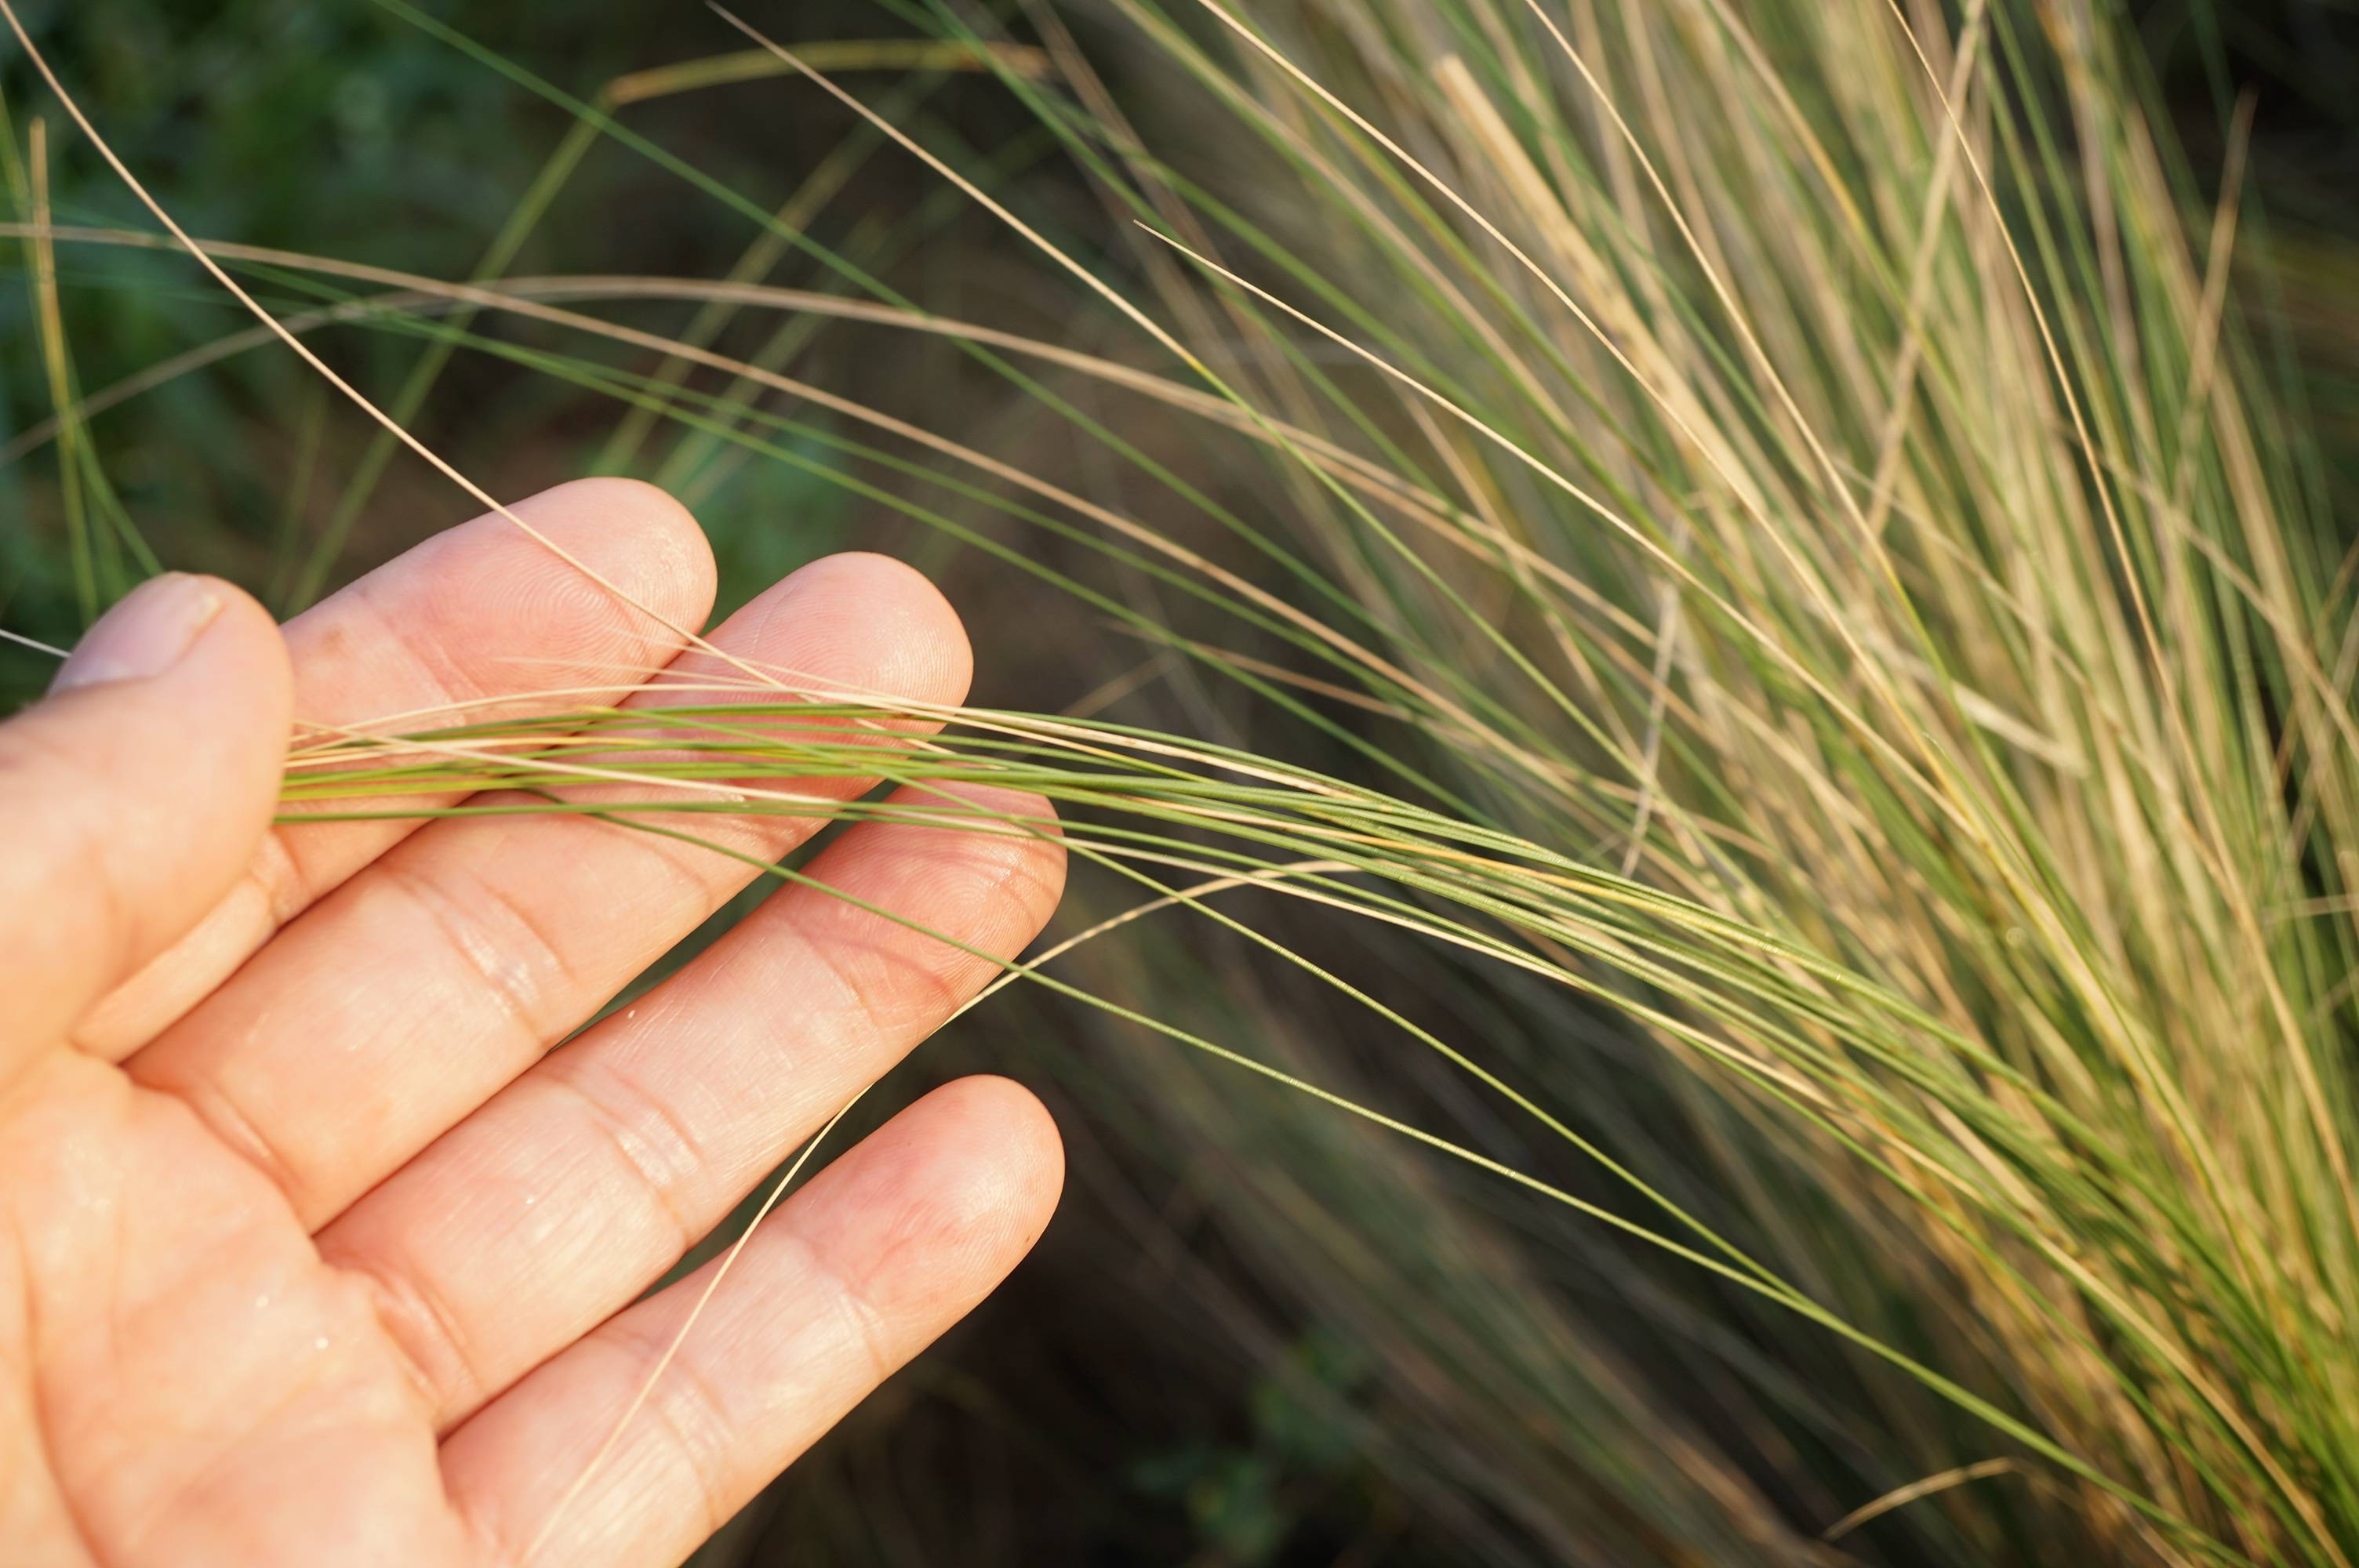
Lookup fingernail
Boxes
[52,574,225,694]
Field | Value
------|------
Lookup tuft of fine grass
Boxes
[8,1,2355,1562]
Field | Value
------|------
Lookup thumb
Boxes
[0,574,292,1069]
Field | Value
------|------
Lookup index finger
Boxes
[72,477,718,1058]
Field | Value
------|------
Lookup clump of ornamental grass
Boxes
[6,0,2353,1562]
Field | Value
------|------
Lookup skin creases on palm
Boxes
[0,480,1066,1568]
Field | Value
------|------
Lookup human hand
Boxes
[0,480,1067,1566]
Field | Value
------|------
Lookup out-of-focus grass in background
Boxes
[7,2,2359,1565]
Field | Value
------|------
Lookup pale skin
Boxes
[0,479,1069,1566]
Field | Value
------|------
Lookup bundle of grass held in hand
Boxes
[6,0,2354,1563]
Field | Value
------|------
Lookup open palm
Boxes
[0,481,1066,1566]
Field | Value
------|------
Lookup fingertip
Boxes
[335,480,719,697]
[528,477,715,609]
[42,572,293,810]
[49,573,287,702]
[897,1075,1067,1265]
[182,578,297,814]
[755,552,972,713]
[199,574,298,717]
[504,477,718,653]
[433,1074,1065,1568]
[964,1073,1067,1232]
[1,574,293,1050]
[799,1075,1065,1316]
